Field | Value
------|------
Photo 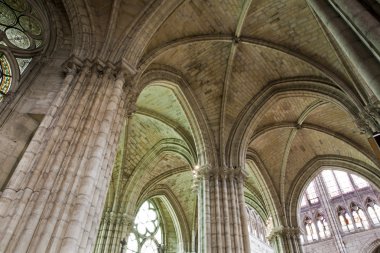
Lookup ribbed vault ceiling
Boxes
[71,0,379,226]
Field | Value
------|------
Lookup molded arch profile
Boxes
[138,35,369,103]
[137,188,191,253]
[245,150,284,227]
[286,155,380,228]
[245,191,268,222]
[135,67,217,167]
[361,239,380,253]
[226,78,363,168]
[120,138,193,214]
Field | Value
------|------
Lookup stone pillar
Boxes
[194,166,251,253]
[306,0,380,100]
[315,176,347,253]
[330,0,380,58]
[0,57,130,253]
[94,211,134,253]
[268,226,302,253]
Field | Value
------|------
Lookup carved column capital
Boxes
[355,106,380,136]
[267,226,300,241]
[62,55,83,76]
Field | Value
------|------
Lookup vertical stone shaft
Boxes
[222,174,232,253]
[315,176,347,253]
[0,63,89,252]
[0,59,128,253]
[229,175,241,253]
[29,66,112,253]
[59,70,126,253]
[307,0,380,100]
[331,0,380,57]
[84,95,125,252]
[238,176,251,252]
[269,227,302,253]
[215,177,224,253]
[196,167,250,253]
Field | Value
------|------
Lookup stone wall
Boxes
[303,226,380,253]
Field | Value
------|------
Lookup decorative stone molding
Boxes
[355,104,380,135]
[192,165,248,191]
[267,226,300,241]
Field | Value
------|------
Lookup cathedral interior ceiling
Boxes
[59,0,378,219]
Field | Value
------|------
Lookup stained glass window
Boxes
[0,0,44,100]
[0,53,12,101]
[0,0,43,49]
[126,200,163,253]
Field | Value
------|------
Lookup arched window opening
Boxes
[316,212,330,239]
[337,206,354,232]
[0,0,45,101]
[304,216,318,242]
[367,198,380,225]
[126,200,163,253]
[299,167,380,252]
[350,202,369,229]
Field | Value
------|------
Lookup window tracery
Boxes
[304,216,318,242]
[0,0,44,101]
[337,206,354,232]
[350,202,369,229]
[300,168,380,247]
[315,212,330,239]
[126,200,163,253]
[366,198,380,225]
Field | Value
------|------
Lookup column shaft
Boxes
[0,60,129,253]
[196,167,250,253]
[307,0,380,100]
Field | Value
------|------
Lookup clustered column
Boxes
[0,57,129,253]
[94,211,134,253]
[306,0,380,100]
[194,166,251,253]
[268,226,301,253]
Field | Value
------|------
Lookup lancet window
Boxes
[315,212,330,239]
[350,202,369,229]
[366,198,380,225]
